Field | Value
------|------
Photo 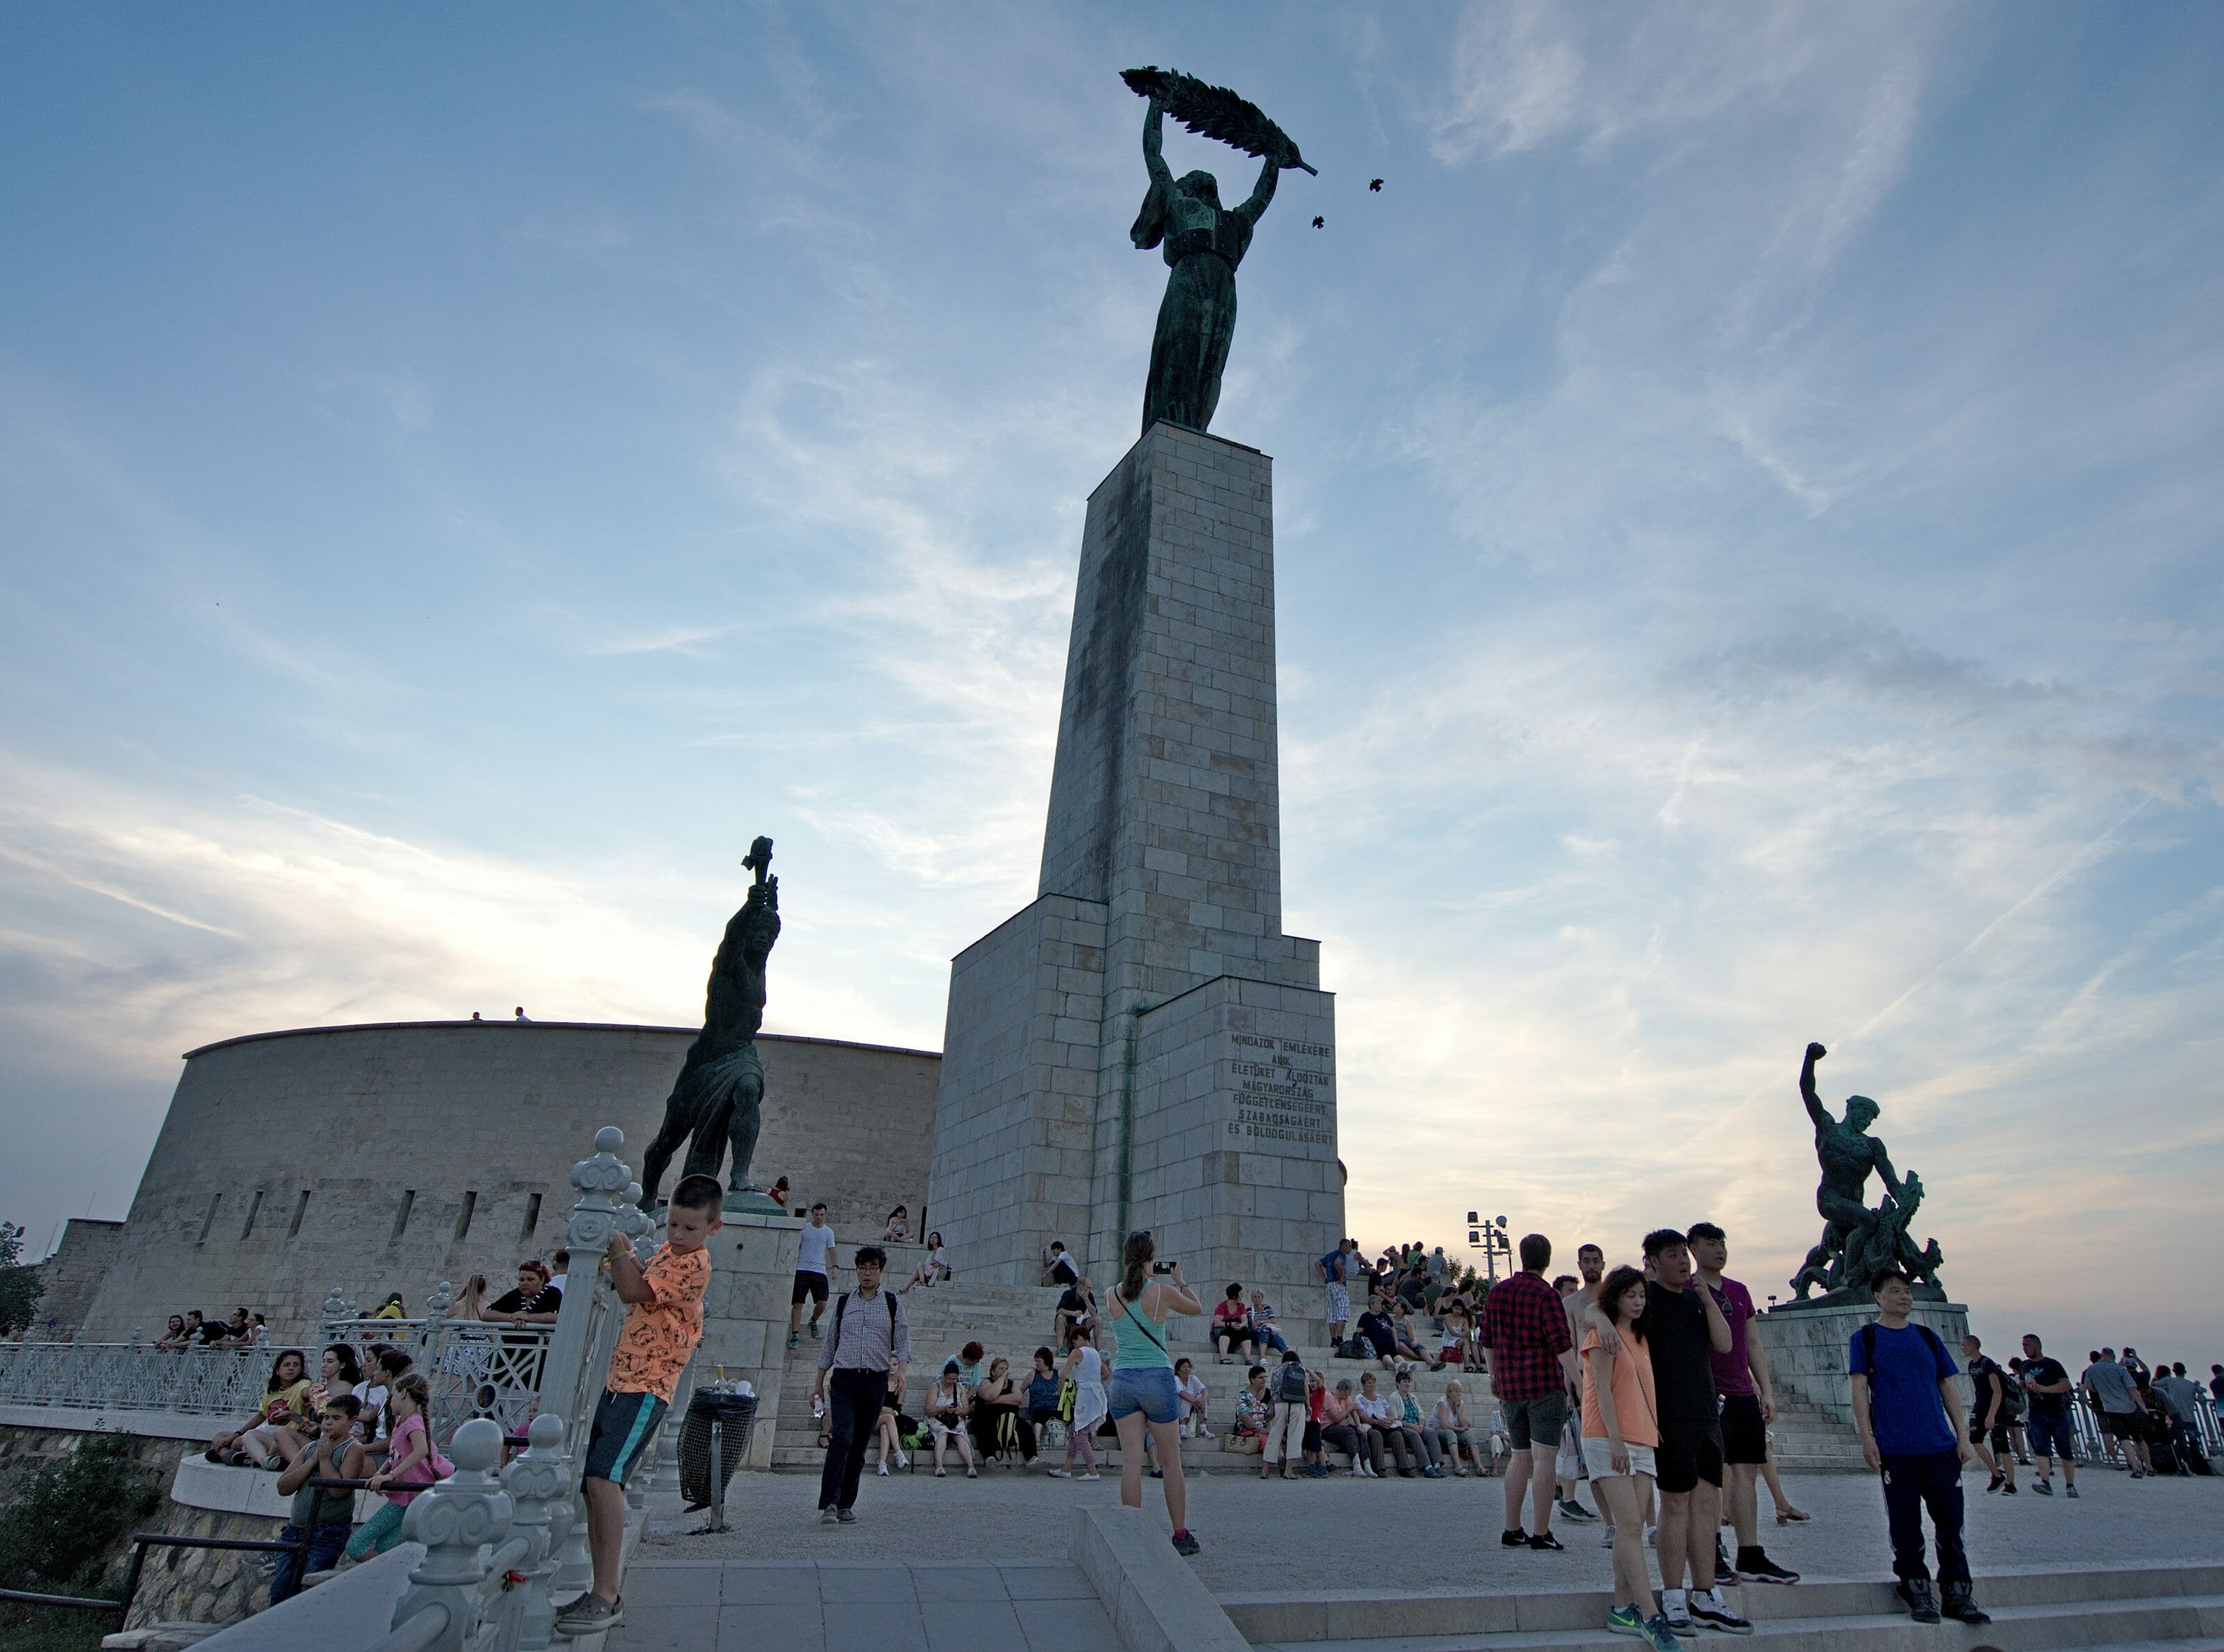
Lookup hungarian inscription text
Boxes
[1228,1033,1334,1148]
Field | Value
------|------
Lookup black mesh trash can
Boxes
[679,1387,758,1528]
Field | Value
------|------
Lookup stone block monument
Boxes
[926,421,1341,1310]
[927,69,1337,1317]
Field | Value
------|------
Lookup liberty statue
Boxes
[1123,67,1313,436]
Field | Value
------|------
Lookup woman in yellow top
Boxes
[205,1348,315,1468]
[1582,1266,1676,1651]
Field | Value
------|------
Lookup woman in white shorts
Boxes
[1582,1266,1675,1651]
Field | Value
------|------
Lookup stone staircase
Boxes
[1223,1562,2224,1651]
[757,1277,1869,1475]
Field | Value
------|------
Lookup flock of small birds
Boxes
[1314,177,1385,231]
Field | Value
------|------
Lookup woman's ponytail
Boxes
[1119,1230,1154,1304]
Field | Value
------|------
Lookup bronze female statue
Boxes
[1123,68,1312,436]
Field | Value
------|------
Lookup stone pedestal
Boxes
[927,423,1341,1321]
[1756,1298,1971,1427]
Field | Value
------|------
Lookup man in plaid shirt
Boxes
[1481,1233,1579,1550]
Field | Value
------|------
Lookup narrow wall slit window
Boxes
[240,1190,264,1241]
[288,1190,311,1239]
[520,1192,541,1241]
[455,1191,477,1242]
[195,1193,222,1245]
[391,1190,416,1243]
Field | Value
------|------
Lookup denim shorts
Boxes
[1106,1364,1179,1425]
[2025,1411,2076,1460]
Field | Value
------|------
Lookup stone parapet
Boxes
[1755,1298,1971,1426]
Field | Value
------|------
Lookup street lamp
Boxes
[1466,1212,1511,1284]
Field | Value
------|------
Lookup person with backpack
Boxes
[1849,1269,1990,1626]
[810,1243,910,1526]
[1263,1350,1311,1481]
[1960,1333,2015,1495]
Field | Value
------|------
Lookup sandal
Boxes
[1775,1508,1810,1523]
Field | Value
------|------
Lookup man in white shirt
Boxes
[547,1249,570,1300]
[789,1203,841,1350]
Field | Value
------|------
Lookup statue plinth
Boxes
[719,1189,791,1219]
[1756,1298,1970,1429]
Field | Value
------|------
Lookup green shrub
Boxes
[0,1431,163,1595]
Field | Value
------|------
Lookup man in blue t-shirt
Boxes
[1849,1269,1990,1628]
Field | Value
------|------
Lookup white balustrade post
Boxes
[501,1411,569,1652]
[389,1416,512,1652]
[546,1127,632,1601]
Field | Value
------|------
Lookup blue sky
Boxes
[3,4,2218,1355]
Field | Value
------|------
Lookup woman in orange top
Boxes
[1583,1266,1675,1649]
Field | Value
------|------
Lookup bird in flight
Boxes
[1369,178,1383,192]
[1311,215,1325,228]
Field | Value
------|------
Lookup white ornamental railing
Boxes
[0,1338,270,1417]
[360,1123,648,1652]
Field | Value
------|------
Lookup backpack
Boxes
[1275,1362,1309,1404]
[1997,1370,2025,1419]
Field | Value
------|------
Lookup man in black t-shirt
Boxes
[2018,1333,2079,1496]
[1589,1229,1748,1636]
[1960,1334,2015,1494]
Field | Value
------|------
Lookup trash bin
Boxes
[679,1386,758,1530]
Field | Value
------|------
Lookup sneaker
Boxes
[553,1594,622,1638]
[1739,1556,1799,1585]
[2000,1482,2018,1496]
[1986,1470,2003,1494]
[836,1507,856,1525]
[965,1467,977,1478]
[896,1451,909,1470]
[1897,1579,1940,1624]
[808,1320,821,1339]
[1607,1603,1649,1638]
[1714,1536,1737,1583]
[1660,1590,1694,1637]
[2034,1477,2052,1496]
[1602,1530,1618,1549]
[1047,1467,1070,1479]
[2066,1483,2080,1498]
[787,1334,799,1350]
[1077,1472,1099,1481]
[877,1462,889,1476]
[1502,1529,1530,1547]
[1687,1591,1751,1635]
[1644,1613,1685,1652]
[1940,1582,1991,1625]
[1170,1530,1200,1557]
[1529,1532,1565,1552]
[819,1506,838,1525]
[1559,1497,1601,1522]
[1349,1466,1364,1478]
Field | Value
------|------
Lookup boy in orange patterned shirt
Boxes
[555,1173,721,1639]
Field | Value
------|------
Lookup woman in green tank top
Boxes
[1103,1230,1204,1553]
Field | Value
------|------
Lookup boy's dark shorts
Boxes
[1970,1416,2011,1452]
[1719,1393,1767,1465]
[792,1269,830,1306]
[1655,1413,1724,1494]
[582,1389,668,1485]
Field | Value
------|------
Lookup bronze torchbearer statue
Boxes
[640,837,781,1207]
[1122,67,1314,436]
[1792,1041,1946,1299]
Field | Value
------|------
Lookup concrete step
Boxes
[1224,1564,2224,1650]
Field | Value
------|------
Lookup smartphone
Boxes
[1152,1260,1177,1275]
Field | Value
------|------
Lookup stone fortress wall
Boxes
[68,1020,938,1343]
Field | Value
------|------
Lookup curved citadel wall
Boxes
[77,1020,938,1342]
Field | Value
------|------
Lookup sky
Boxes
[2,3,2219,1359]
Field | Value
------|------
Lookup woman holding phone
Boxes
[1104,1230,1204,1554]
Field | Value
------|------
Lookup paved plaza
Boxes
[629,1459,2224,1602]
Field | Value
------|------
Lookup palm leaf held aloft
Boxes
[1122,67,1317,175]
